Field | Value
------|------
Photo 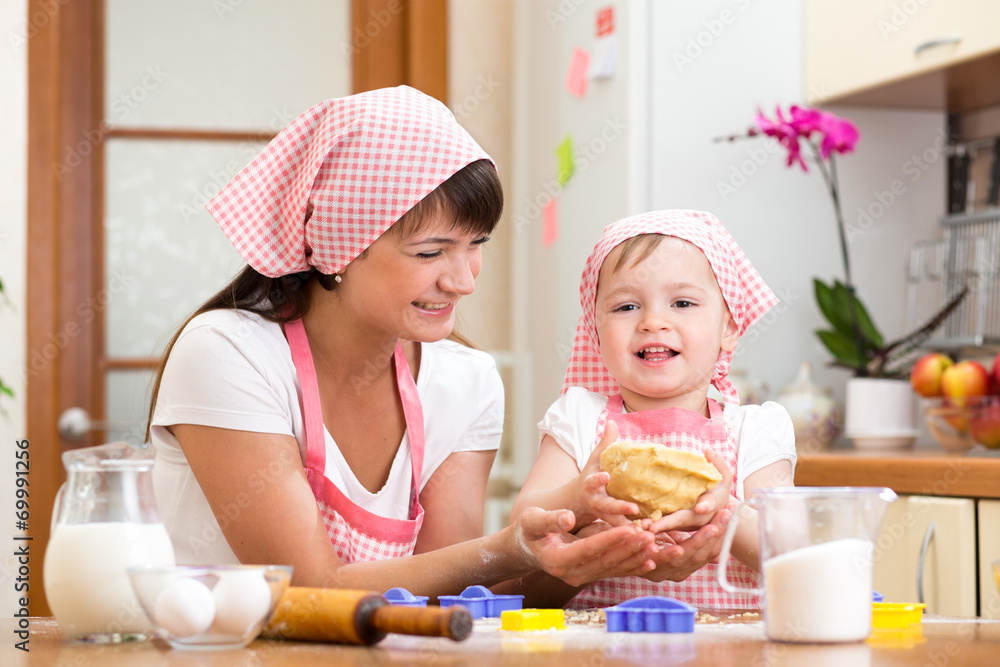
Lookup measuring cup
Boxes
[718,486,896,643]
[43,442,175,643]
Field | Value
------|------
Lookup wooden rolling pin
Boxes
[262,587,473,645]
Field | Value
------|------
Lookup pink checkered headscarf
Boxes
[561,210,778,405]
[206,86,494,277]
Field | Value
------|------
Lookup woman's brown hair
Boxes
[145,159,503,439]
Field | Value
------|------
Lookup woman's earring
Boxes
[334,273,342,283]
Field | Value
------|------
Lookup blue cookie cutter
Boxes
[382,587,429,607]
[873,591,885,602]
[438,585,524,619]
[605,596,696,633]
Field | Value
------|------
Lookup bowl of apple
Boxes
[911,354,1000,452]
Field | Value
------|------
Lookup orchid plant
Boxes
[720,105,966,378]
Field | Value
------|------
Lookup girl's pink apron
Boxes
[568,395,760,611]
[285,318,425,562]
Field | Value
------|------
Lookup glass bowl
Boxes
[127,564,292,650]
[922,396,1000,452]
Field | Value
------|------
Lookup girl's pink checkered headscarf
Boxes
[206,86,494,277]
[561,210,778,405]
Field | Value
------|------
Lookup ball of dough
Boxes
[600,441,722,519]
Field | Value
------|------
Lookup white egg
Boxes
[211,570,272,637]
[153,578,216,638]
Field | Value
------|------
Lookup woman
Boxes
[147,86,658,598]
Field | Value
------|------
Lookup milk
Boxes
[762,538,873,643]
[44,522,175,637]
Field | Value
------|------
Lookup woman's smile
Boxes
[412,301,455,314]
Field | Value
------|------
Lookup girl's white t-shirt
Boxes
[151,309,504,565]
[538,387,796,500]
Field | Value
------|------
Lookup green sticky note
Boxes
[556,136,575,186]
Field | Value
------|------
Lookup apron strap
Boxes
[393,342,425,514]
[284,318,327,480]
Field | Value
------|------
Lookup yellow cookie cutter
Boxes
[500,609,566,631]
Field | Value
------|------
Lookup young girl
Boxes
[513,209,796,609]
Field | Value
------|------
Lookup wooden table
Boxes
[795,447,1000,498]
[7,616,1000,666]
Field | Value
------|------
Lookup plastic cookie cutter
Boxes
[872,591,885,602]
[604,596,696,633]
[500,609,566,632]
[438,585,524,619]
[382,587,429,607]
[872,602,926,629]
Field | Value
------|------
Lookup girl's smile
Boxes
[635,345,679,363]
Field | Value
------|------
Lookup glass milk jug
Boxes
[718,487,896,643]
[43,442,175,642]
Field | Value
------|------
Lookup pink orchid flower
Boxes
[788,105,824,137]
[754,105,859,171]
[818,114,860,158]
[756,106,807,171]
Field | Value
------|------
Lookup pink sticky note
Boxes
[596,6,614,36]
[565,48,590,98]
[542,199,559,247]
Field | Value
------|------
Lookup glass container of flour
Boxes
[718,486,896,643]
[43,442,175,643]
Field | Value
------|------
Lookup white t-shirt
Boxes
[538,387,796,500]
[151,309,504,565]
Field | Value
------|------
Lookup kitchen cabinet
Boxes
[872,495,978,617]
[797,450,1000,617]
[980,499,1000,619]
[805,0,1000,111]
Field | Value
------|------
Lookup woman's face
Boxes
[336,213,490,343]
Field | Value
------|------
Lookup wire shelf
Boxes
[907,209,1000,353]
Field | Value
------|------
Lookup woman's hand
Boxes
[642,507,731,583]
[647,447,733,534]
[575,421,641,528]
[514,506,657,588]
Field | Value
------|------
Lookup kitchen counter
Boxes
[7,616,1000,666]
[795,447,1000,498]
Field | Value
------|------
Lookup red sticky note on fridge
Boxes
[542,199,559,247]
[565,48,590,98]
[596,6,614,36]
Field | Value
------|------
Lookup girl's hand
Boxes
[514,506,657,587]
[647,447,733,534]
[642,508,730,583]
[576,420,641,528]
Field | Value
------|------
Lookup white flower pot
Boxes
[844,377,918,450]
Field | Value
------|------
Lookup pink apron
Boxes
[568,395,760,611]
[285,318,425,562]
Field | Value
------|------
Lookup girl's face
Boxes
[594,236,738,414]
[336,212,489,343]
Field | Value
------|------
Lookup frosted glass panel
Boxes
[105,0,351,130]
[104,138,263,358]
[106,369,156,445]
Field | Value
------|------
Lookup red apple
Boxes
[941,360,991,407]
[969,400,1000,449]
[910,353,953,397]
